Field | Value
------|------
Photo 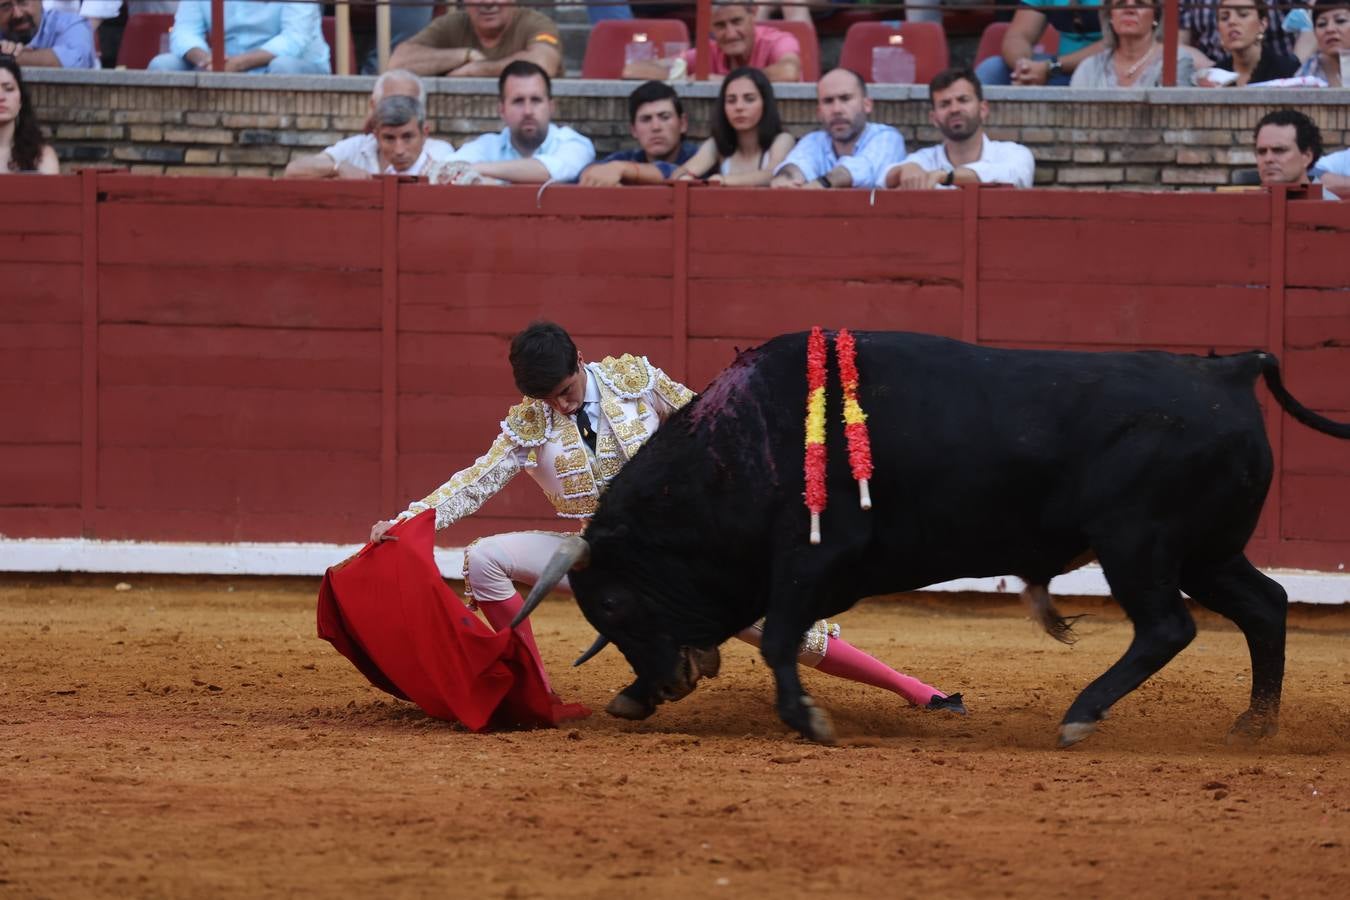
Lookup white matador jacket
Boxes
[395,355,695,529]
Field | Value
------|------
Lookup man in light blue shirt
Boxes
[436,60,595,185]
[0,0,96,68]
[770,68,904,190]
[1312,148,1350,202]
[148,0,330,74]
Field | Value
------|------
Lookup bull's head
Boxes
[511,536,721,719]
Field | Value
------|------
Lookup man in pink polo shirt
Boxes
[623,1,802,83]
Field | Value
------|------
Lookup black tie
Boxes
[575,406,597,452]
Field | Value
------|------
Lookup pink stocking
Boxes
[810,636,946,708]
[480,592,554,695]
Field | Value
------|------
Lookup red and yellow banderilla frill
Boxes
[835,328,873,510]
[804,326,828,544]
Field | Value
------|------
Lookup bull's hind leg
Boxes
[1059,545,1194,747]
[1181,555,1287,742]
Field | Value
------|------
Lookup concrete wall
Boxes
[27,70,1350,188]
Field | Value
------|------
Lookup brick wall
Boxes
[26,70,1350,188]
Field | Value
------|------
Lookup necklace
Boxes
[1118,44,1158,82]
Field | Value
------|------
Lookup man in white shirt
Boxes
[285,95,453,180]
[884,67,1036,191]
[430,59,595,186]
[769,68,904,190]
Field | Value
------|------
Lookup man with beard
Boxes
[883,68,1035,190]
[769,68,904,190]
[433,60,595,186]
[0,0,95,68]
[389,0,562,78]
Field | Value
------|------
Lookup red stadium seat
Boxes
[321,16,359,75]
[115,13,173,70]
[767,19,821,82]
[581,19,692,80]
[972,21,1061,69]
[839,21,950,85]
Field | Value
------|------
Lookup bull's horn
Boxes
[572,634,610,667]
[509,535,590,628]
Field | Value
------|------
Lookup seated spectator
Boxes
[350,1,435,76]
[975,0,1104,86]
[43,1,118,59]
[1181,0,1314,65]
[0,53,58,172]
[884,67,1035,190]
[430,60,595,186]
[148,0,329,74]
[1313,146,1350,199]
[1070,0,1195,88]
[673,66,794,186]
[580,80,699,186]
[0,0,97,67]
[388,0,562,79]
[1198,0,1300,85]
[1254,108,1321,187]
[624,1,802,83]
[770,67,904,189]
[284,88,454,180]
[1296,0,1350,85]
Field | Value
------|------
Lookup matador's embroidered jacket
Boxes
[394,354,695,529]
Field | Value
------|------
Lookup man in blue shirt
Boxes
[434,60,595,185]
[147,0,330,74]
[0,0,96,68]
[770,67,905,190]
[580,81,698,186]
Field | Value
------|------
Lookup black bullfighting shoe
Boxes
[926,693,967,715]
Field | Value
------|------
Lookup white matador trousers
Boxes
[462,531,836,662]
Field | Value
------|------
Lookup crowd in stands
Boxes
[1,0,1348,186]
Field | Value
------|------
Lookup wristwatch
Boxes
[1046,57,1063,79]
[817,174,832,189]
[941,169,956,187]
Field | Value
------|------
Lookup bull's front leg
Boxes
[759,616,836,745]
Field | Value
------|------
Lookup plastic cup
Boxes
[872,45,916,84]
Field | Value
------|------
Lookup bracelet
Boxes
[817,174,832,189]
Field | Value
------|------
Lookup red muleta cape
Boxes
[316,510,559,731]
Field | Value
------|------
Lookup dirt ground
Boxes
[1,576,1347,899]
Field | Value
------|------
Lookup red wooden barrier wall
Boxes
[3,173,1348,572]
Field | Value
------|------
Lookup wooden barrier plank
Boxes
[100,266,382,330]
[1284,346,1350,410]
[397,393,536,456]
[86,508,375,544]
[688,337,759,390]
[0,204,82,235]
[979,219,1268,286]
[0,233,82,264]
[978,283,1267,347]
[980,190,1270,223]
[98,324,380,391]
[1285,289,1350,345]
[0,265,82,322]
[0,445,81,506]
[397,183,675,218]
[0,507,82,538]
[98,448,380,515]
[0,323,81,383]
[1281,474,1350,542]
[96,174,383,210]
[0,174,81,205]
[398,214,673,276]
[690,189,963,220]
[98,205,382,269]
[688,279,963,338]
[1286,219,1350,289]
[0,384,80,443]
[99,386,381,452]
[689,216,963,280]
[1284,417,1350,474]
[398,272,671,336]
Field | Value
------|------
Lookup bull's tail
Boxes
[1259,353,1350,439]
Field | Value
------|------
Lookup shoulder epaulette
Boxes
[501,398,552,447]
[594,354,656,399]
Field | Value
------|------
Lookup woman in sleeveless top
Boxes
[673,66,795,186]
[0,56,59,175]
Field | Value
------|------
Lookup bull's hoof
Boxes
[1225,709,1279,745]
[605,693,654,720]
[796,696,837,745]
[1057,720,1097,748]
[926,692,967,715]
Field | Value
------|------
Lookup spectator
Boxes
[975,0,1104,86]
[388,0,562,79]
[1198,0,1301,85]
[1070,0,1196,88]
[0,0,97,67]
[430,60,595,186]
[284,94,454,180]
[356,66,424,132]
[148,0,329,74]
[884,67,1035,189]
[43,1,118,54]
[770,67,904,189]
[1313,146,1350,199]
[1296,0,1350,85]
[624,1,803,83]
[1181,0,1314,64]
[353,1,435,76]
[579,80,699,187]
[0,53,58,172]
[673,66,794,186]
[1254,109,1321,187]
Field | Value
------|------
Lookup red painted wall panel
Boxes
[0,445,81,506]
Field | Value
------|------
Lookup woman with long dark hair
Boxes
[673,66,794,186]
[0,56,59,174]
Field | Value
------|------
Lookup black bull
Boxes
[515,331,1350,746]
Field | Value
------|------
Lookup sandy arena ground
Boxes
[1,575,1347,899]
